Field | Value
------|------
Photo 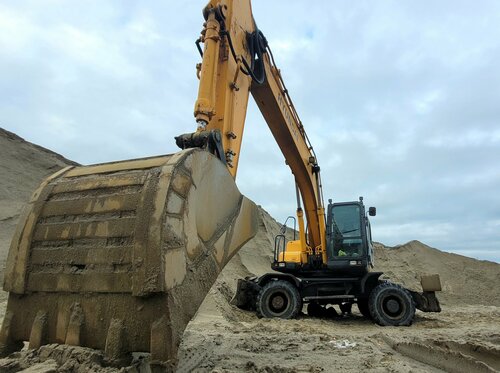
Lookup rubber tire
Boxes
[357,300,371,319]
[256,280,302,319]
[339,302,352,315]
[307,302,323,318]
[368,282,415,326]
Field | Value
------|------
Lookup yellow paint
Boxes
[278,240,306,264]
[194,0,254,177]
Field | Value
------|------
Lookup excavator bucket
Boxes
[0,148,258,369]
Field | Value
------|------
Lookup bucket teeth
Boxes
[28,310,48,349]
[65,303,84,346]
[0,311,23,356]
[150,315,174,363]
[1,149,258,368]
[104,319,128,365]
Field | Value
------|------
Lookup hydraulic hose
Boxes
[221,24,267,85]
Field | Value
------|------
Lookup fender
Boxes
[257,273,302,289]
[360,272,383,294]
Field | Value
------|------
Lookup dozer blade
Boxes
[409,274,442,313]
[231,277,260,310]
[0,148,258,369]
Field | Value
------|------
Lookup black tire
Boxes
[357,299,371,319]
[368,282,415,326]
[324,306,339,318]
[339,302,352,315]
[256,280,302,319]
[307,302,323,318]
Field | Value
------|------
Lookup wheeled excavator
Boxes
[0,0,441,370]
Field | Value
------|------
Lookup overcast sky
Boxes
[1,1,499,262]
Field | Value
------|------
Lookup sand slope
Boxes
[0,128,75,214]
[0,128,75,271]
[0,127,499,372]
[373,241,500,307]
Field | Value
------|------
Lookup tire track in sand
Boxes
[381,335,499,373]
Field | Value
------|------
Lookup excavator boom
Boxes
[178,0,327,262]
[251,53,326,258]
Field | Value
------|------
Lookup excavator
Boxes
[0,0,441,370]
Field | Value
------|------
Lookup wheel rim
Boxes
[268,291,289,315]
[381,295,406,319]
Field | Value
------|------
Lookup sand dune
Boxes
[0,128,76,273]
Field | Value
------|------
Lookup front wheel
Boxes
[368,282,415,326]
[256,280,302,319]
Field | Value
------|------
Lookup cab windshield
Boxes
[329,204,364,258]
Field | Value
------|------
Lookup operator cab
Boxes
[272,196,376,276]
[326,197,376,275]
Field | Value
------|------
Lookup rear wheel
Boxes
[256,280,301,319]
[368,282,415,326]
[307,302,323,317]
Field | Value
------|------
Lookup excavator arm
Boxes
[177,0,327,265]
[252,50,327,264]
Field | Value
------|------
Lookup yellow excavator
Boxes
[0,0,441,370]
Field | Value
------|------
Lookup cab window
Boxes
[329,205,364,258]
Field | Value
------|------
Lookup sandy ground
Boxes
[173,208,500,372]
[0,128,499,372]
[179,305,500,372]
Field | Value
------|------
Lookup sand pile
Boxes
[0,128,75,273]
[0,127,499,372]
[0,128,75,208]
[373,241,500,307]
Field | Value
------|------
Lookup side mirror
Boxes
[368,207,376,216]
